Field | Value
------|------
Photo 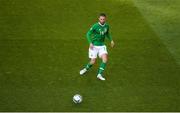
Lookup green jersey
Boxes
[86,22,112,46]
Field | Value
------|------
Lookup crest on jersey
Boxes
[104,28,107,33]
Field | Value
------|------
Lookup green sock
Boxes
[98,62,106,74]
[85,63,93,70]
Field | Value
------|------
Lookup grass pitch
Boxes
[0,0,180,111]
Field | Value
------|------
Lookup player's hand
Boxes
[111,40,115,48]
[89,43,94,50]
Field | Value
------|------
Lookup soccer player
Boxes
[80,13,115,81]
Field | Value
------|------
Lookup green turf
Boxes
[133,0,180,64]
[0,0,180,111]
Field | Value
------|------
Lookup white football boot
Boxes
[97,74,106,81]
[80,68,87,75]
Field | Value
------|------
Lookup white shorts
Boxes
[89,45,108,58]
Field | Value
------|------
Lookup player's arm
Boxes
[86,25,95,43]
[106,26,115,48]
[86,25,95,49]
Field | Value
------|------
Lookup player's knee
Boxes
[90,58,96,64]
[102,56,108,63]
[103,58,108,63]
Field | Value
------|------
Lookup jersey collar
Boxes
[98,22,106,27]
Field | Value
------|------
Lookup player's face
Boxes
[99,16,106,25]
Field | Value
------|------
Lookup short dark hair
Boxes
[99,13,106,17]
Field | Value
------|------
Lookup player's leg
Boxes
[97,45,108,80]
[80,58,96,75]
[97,54,107,80]
[85,58,96,70]
[80,47,98,75]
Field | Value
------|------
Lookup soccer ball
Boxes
[73,94,82,104]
